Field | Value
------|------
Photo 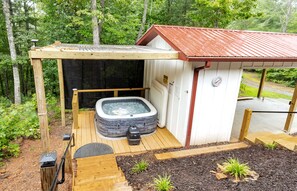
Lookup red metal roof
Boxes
[136,25,297,62]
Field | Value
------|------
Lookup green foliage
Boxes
[0,95,59,159]
[228,0,297,33]
[265,142,278,150]
[266,69,297,88]
[131,159,149,174]
[0,97,39,158]
[153,174,174,191]
[239,84,292,100]
[222,158,250,180]
[188,0,257,28]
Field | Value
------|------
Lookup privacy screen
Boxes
[62,60,144,109]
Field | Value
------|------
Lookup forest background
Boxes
[1,0,297,161]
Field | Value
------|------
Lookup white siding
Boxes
[190,62,243,145]
[144,35,297,146]
[145,36,193,145]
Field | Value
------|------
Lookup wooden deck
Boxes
[72,111,182,156]
[73,154,132,191]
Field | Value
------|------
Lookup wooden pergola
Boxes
[29,41,179,152]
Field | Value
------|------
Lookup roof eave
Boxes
[187,57,297,62]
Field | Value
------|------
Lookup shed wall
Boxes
[190,62,243,145]
[145,36,193,145]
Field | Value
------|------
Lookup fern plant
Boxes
[265,142,277,150]
[154,174,174,191]
[131,160,149,174]
[222,158,250,180]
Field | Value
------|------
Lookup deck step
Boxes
[244,131,297,151]
[255,133,292,145]
[73,177,127,191]
[244,132,274,143]
[155,142,249,160]
[75,171,123,185]
[274,137,297,151]
[73,154,131,191]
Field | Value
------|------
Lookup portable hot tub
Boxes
[95,97,158,138]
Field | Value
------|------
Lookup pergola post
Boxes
[284,82,297,132]
[257,69,267,98]
[32,58,50,152]
[57,59,66,127]
[239,108,253,141]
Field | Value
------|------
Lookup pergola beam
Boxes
[29,50,178,60]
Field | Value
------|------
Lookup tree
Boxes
[137,0,149,41]
[188,0,257,28]
[2,0,21,104]
[281,0,296,32]
[91,0,100,45]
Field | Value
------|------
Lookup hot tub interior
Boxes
[95,97,157,138]
[102,99,151,116]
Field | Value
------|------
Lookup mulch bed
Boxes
[117,145,297,191]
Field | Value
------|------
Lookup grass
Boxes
[222,158,250,180]
[131,160,149,174]
[242,72,261,83]
[153,174,174,191]
[240,71,292,100]
[265,142,278,150]
[240,84,292,100]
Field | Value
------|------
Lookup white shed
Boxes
[137,25,297,147]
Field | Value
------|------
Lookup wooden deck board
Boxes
[72,111,183,156]
[155,142,250,160]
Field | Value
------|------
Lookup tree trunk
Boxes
[4,70,9,98]
[0,75,5,96]
[91,0,100,45]
[137,0,149,41]
[2,0,21,104]
[98,0,105,34]
[282,0,293,33]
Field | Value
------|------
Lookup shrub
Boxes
[153,174,174,191]
[0,94,59,160]
[265,142,278,150]
[131,159,149,174]
[222,158,250,180]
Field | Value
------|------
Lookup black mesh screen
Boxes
[62,60,144,109]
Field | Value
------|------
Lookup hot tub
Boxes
[95,97,158,138]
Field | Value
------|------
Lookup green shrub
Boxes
[222,158,250,180]
[153,174,174,191]
[0,98,39,158]
[131,159,149,174]
[0,95,59,160]
[265,142,278,150]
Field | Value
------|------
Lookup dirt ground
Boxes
[117,145,297,191]
[0,116,73,191]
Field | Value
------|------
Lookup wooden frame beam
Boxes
[57,59,66,127]
[77,87,149,93]
[32,59,50,152]
[284,82,297,132]
[72,89,79,129]
[29,50,178,60]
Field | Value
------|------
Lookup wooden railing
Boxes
[239,109,297,141]
[71,88,150,129]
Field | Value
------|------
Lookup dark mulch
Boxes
[117,145,297,191]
